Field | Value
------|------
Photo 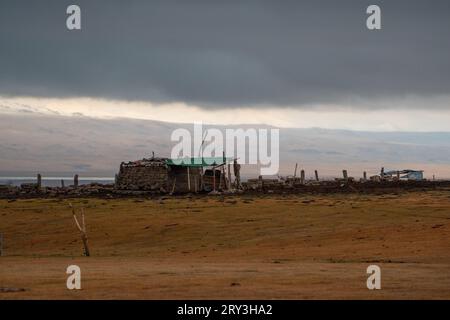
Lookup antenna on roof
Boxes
[198,130,208,158]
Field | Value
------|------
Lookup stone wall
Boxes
[115,158,169,191]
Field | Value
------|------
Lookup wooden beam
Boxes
[187,167,191,191]
[0,233,3,257]
[227,164,232,190]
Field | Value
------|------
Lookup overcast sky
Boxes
[1,0,450,130]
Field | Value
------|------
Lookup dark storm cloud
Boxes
[1,0,450,108]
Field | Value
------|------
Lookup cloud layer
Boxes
[1,0,450,109]
[2,95,450,131]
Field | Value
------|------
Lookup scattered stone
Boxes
[165,223,179,227]
[0,287,26,293]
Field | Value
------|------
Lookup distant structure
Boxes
[115,156,235,193]
[380,169,424,181]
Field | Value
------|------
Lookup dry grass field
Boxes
[1,190,450,299]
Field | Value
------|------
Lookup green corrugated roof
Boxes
[166,157,233,167]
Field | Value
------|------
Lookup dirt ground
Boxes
[1,190,450,299]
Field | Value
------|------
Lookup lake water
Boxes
[0,177,114,187]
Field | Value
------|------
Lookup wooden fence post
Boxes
[343,170,348,181]
[74,174,79,188]
[69,203,90,257]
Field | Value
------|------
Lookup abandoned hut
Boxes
[115,156,235,193]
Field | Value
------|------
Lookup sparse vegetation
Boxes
[0,190,449,299]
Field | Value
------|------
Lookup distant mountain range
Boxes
[1,112,449,179]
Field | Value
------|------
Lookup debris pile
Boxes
[1,163,445,199]
[0,184,19,196]
[244,177,285,190]
[0,182,115,198]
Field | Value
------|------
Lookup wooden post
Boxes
[69,203,90,257]
[363,171,367,181]
[223,166,226,190]
[218,169,222,190]
[227,164,232,190]
[300,170,305,184]
[220,152,225,190]
[294,163,298,178]
[61,179,65,188]
[314,170,319,181]
[74,174,79,188]
[396,171,400,180]
[37,173,42,189]
[213,169,216,191]
[187,167,191,191]
[343,170,348,181]
[200,168,204,191]
[221,165,226,190]
[0,233,3,257]
[233,159,241,189]
[171,177,177,194]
